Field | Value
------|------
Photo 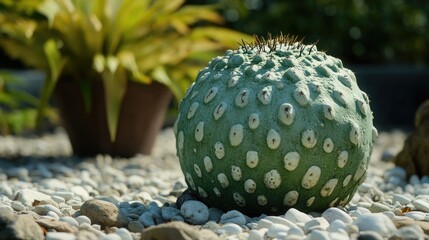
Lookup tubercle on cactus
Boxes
[238,32,320,56]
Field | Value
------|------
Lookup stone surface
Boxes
[36,218,78,233]
[394,100,429,177]
[394,218,429,234]
[14,189,51,207]
[140,221,219,240]
[0,209,44,240]
[80,199,127,228]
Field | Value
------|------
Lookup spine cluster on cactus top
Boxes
[238,33,318,56]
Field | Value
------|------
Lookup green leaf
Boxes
[151,66,181,99]
[36,39,65,127]
[101,64,127,142]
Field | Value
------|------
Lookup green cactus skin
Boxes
[174,35,377,216]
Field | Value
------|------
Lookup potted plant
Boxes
[0,0,251,157]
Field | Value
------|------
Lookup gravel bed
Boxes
[0,128,428,240]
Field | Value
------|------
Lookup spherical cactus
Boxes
[174,35,377,216]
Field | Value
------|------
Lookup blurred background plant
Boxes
[189,0,429,66]
[0,71,57,134]
[0,0,427,136]
[0,0,251,142]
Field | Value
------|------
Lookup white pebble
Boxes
[59,216,79,227]
[304,217,329,233]
[46,211,60,220]
[75,215,91,225]
[284,208,312,223]
[255,219,271,230]
[412,199,429,212]
[218,223,243,235]
[322,207,352,224]
[327,219,347,232]
[392,194,411,205]
[404,211,426,221]
[354,213,397,238]
[306,229,330,240]
[46,232,76,240]
[264,216,296,228]
[115,228,133,240]
[266,223,290,239]
[248,229,265,240]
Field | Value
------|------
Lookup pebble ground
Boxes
[0,128,428,240]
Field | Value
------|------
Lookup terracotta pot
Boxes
[54,79,172,157]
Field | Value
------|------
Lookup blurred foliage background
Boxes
[188,0,429,66]
[0,0,428,134]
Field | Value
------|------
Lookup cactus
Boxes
[174,34,377,216]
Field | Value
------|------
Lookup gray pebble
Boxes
[161,206,180,221]
[148,201,161,215]
[127,220,145,233]
[180,200,209,225]
[11,201,26,211]
[138,212,155,227]
[176,189,198,208]
[369,202,391,213]
[208,207,224,222]
[219,210,246,226]
[128,205,147,216]
[171,215,185,222]
[34,204,63,216]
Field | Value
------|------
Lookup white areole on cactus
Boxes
[174,34,377,216]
